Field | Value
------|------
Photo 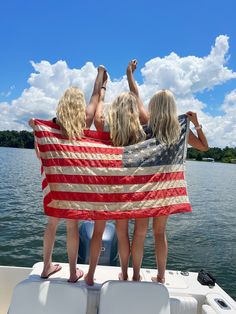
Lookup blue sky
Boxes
[0,0,236,146]
[1,0,235,99]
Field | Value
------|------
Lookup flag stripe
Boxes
[51,188,187,203]
[35,129,111,143]
[48,195,189,211]
[35,120,111,141]
[42,178,48,190]
[42,183,51,198]
[40,150,123,161]
[44,203,192,220]
[45,171,185,185]
[43,164,185,176]
[49,180,187,194]
[38,143,121,155]
[37,136,114,148]
[35,119,61,129]
[42,158,122,168]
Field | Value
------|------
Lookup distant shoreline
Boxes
[1,130,236,164]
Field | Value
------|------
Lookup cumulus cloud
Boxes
[0,35,236,147]
[141,35,236,96]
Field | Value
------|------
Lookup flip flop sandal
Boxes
[41,264,62,279]
[68,268,84,283]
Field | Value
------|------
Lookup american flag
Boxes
[34,114,192,220]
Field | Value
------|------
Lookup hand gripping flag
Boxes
[34,114,192,220]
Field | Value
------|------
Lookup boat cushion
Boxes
[99,280,170,314]
[8,279,87,314]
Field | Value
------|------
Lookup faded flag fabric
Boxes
[34,114,192,220]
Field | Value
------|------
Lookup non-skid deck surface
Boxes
[30,262,188,289]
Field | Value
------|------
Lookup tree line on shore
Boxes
[0,130,34,149]
[0,130,236,163]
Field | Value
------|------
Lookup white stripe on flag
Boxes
[44,164,185,176]
[49,180,187,194]
[48,195,190,211]
[40,150,122,161]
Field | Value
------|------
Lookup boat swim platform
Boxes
[3,262,236,314]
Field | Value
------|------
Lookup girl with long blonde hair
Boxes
[148,89,181,146]
[85,60,149,286]
[29,65,106,283]
[56,87,86,139]
[148,89,208,284]
[107,91,146,146]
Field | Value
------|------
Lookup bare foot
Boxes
[102,71,108,86]
[132,275,142,281]
[151,275,165,284]
[98,65,106,72]
[68,268,84,283]
[41,264,62,279]
[84,273,94,286]
[118,272,128,281]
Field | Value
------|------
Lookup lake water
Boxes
[0,147,235,299]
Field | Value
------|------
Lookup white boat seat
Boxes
[202,304,217,314]
[170,296,198,314]
[8,279,87,314]
[98,280,170,314]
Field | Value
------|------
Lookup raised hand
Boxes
[186,111,199,127]
[127,59,137,74]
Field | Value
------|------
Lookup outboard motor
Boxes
[78,221,119,266]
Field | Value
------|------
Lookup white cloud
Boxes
[140,35,236,96]
[0,35,236,147]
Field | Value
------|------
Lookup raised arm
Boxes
[126,60,148,125]
[186,111,208,151]
[94,71,108,132]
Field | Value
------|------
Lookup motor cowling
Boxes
[78,221,119,266]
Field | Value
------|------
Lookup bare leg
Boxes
[66,219,83,282]
[116,219,130,280]
[41,217,61,278]
[85,220,106,285]
[131,218,149,281]
[152,216,169,283]
[86,66,106,128]
[94,72,108,131]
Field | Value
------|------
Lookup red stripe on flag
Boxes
[35,131,72,139]
[46,172,185,185]
[44,203,192,220]
[38,143,122,155]
[35,130,111,143]
[51,187,187,202]
[84,129,111,141]
[42,178,48,190]
[42,158,122,168]
[35,119,61,129]
[35,119,111,141]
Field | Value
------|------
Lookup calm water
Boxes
[0,147,236,299]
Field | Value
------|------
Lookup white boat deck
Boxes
[1,262,236,314]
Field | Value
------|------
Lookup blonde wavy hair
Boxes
[56,87,86,139]
[148,89,181,146]
[107,92,146,146]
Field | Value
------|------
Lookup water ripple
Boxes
[0,149,236,299]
